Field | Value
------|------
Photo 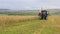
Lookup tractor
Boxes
[38,10,48,20]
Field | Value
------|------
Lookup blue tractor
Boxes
[38,10,48,20]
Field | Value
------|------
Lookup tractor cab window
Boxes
[41,10,47,14]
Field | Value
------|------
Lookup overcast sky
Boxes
[0,0,60,10]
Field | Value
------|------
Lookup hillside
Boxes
[0,9,60,15]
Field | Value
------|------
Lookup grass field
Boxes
[0,15,60,34]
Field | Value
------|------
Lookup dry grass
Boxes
[0,15,36,26]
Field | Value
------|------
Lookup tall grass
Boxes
[0,15,37,26]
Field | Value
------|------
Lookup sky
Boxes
[0,0,60,10]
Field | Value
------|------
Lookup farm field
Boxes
[0,15,60,34]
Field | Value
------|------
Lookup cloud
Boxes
[0,0,60,10]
